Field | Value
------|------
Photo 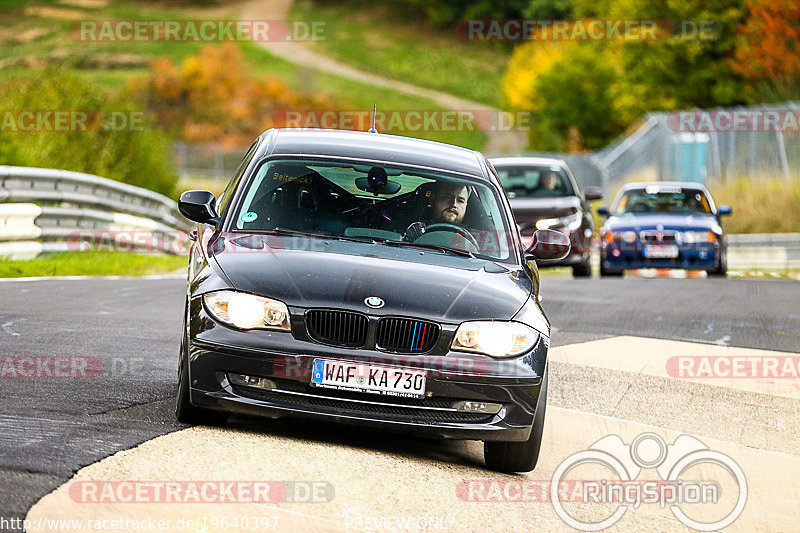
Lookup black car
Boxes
[490,157,603,277]
[176,129,569,473]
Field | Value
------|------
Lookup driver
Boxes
[404,182,470,242]
[539,171,559,192]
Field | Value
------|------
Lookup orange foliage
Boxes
[732,0,800,81]
[129,43,331,147]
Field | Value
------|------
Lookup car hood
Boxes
[209,233,532,323]
[509,196,580,225]
[604,213,722,232]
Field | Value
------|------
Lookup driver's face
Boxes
[433,184,469,225]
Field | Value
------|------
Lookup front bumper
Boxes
[602,243,719,270]
[186,301,547,442]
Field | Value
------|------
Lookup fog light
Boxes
[228,373,277,390]
[452,401,502,414]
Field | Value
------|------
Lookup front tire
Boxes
[707,249,727,278]
[176,323,227,425]
[599,259,623,277]
[484,373,548,473]
[572,258,591,278]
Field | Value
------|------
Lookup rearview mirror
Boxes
[597,207,610,217]
[525,229,570,261]
[718,205,732,216]
[584,187,603,201]
[179,190,220,225]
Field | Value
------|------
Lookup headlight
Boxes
[682,231,716,244]
[536,211,582,231]
[203,290,291,331]
[451,321,540,358]
[622,231,638,243]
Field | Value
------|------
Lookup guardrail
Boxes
[727,233,800,270]
[0,166,191,260]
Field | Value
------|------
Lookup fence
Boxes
[173,142,243,181]
[0,166,191,260]
[591,102,800,197]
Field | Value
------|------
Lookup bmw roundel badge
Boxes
[364,296,385,309]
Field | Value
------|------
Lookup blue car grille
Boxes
[640,230,678,243]
[376,318,439,354]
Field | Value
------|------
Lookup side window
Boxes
[217,140,259,217]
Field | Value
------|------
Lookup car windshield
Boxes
[495,165,574,198]
[231,158,515,262]
[614,186,713,215]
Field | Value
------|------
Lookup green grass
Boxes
[709,178,800,234]
[0,0,486,150]
[239,42,487,149]
[290,0,511,108]
[0,251,186,277]
[728,269,800,280]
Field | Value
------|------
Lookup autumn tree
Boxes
[128,43,331,147]
[732,0,800,101]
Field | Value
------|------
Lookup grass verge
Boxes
[0,0,487,150]
[290,0,511,108]
[0,252,186,277]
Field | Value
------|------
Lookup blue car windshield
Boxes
[231,158,516,262]
[615,187,712,215]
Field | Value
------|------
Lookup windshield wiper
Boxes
[269,228,379,244]
[268,228,474,258]
[381,239,475,258]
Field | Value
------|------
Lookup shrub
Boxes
[127,43,331,148]
[0,67,177,197]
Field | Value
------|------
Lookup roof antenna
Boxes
[368,104,378,133]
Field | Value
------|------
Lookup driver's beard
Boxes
[440,210,462,224]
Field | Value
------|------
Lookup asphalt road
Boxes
[1,276,799,530]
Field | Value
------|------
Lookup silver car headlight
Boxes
[536,211,582,231]
[451,321,540,358]
[203,290,291,331]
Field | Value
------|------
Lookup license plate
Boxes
[644,245,679,259]
[310,359,426,398]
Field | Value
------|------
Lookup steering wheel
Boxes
[416,223,480,250]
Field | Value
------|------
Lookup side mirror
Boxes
[525,229,570,261]
[179,190,220,225]
[584,187,603,201]
[597,207,610,217]
[718,205,732,216]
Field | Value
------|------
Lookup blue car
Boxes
[598,182,732,277]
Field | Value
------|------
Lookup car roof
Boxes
[256,128,488,179]
[621,181,711,193]
[489,156,567,168]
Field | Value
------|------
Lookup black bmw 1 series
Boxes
[176,128,569,473]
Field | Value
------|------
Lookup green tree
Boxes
[0,68,177,197]
[531,45,621,150]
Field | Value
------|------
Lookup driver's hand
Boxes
[403,221,426,242]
